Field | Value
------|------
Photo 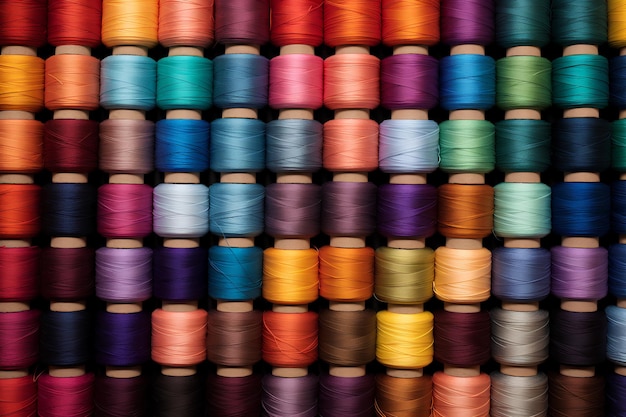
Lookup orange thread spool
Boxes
[323,118,379,172]
[262,310,318,368]
[324,0,382,47]
[0,120,43,173]
[0,55,44,112]
[319,245,375,302]
[382,0,440,46]
[437,183,494,239]
[432,371,491,417]
[0,184,41,239]
[101,0,159,48]
[151,308,208,367]
[433,246,491,304]
[262,247,319,305]
[45,54,100,111]
[158,0,215,48]
[323,54,380,110]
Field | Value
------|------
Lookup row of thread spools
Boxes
[3,2,624,415]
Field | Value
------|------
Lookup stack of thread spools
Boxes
[2,0,626,415]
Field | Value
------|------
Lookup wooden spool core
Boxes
[502,302,539,312]
[109,172,144,189]
[618,299,626,309]
[393,45,428,55]
[218,237,254,248]
[504,239,541,248]
[0,174,33,184]
[49,365,86,377]
[330,236,366,248]
[444,365,480,377]
[563,44,599,56]
[277,172,313,184]
[51,236,87,248]
[335,109,369,119]
[225,44,260,55]
[280,44,315,55]
[52,173,88,183]
[164,172,200,184]
[169,46,203,57]
[449,172,485,184]
[161,366,197,377]
[500,365,538,377]
[0,110,34,120]
[504,172,541,183]
[272,304,308,313]
[55,45,91,55]
[167,109,202,120]
[106,303,142,313]
[391,109,428,120]
[0,302,29,312]
[389,174,427,184]
[560,366,595,378]
[50,301,86,312]
[329,365,366,377]
[615,366,626,376]
[450,45,485,55]
[54,110,89,120]
[222,108,258,118]
[386,369,424,378]
[108,109,145,120]
[387,239,426,249]
[444,303,481,313]
[446,238,482,249]
[274,239,310,250]
[216,300,253,313]
[107,239,143,249]
[329,301,365,312]
[506,108,541,119]
[564,172,600,182]
[220,172,256,184]
[561,300,598,312]
[0,240,30,248]
[106,366,142,378]
[507,46,540,57]
[113,46,148,56]
[217,366,253,377]
[279,109,314,119]
[1,46,36,56]
[0,370,28,378]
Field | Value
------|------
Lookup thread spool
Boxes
[0,3,44,388]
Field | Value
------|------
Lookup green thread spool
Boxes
[612,119,626,173]
[552,54,609,109]
[157,55,213,111]
[495,119,551,173]
[494,182,551,239]
[496,56,552,111]
[439,119,495,174]
[374,246,434,305]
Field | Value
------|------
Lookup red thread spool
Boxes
[270,0,323,47]
[47,0,102,47]
[0,184,41,239]
[0,0,47,47]
[0,246,39,302]
[40,247,95,301]
[262,310,318,368]
[97,183,153,239]
[0,375,37,416]
[44,119,99,173]
[0,309,40,369]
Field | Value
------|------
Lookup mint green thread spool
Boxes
[494,182,551,238]
[496,55,552,111]
[439,119,495,174]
